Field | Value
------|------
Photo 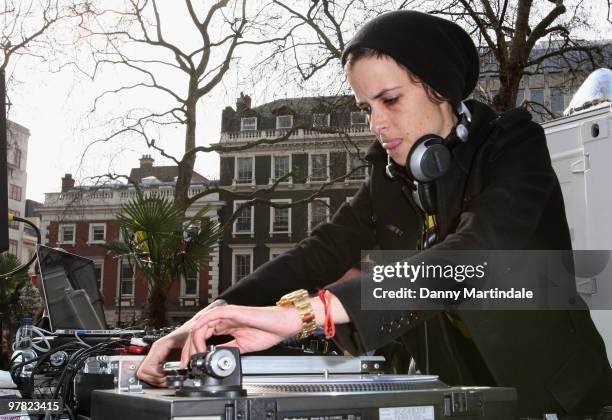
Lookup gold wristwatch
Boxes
[276,289,317,340]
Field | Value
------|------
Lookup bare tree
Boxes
[1,0,79,106]
[75,0,294,210]
[425,0,609,111]
[254,0,608,114]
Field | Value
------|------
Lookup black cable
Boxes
[0,215,41,279]
[53,338,130,419]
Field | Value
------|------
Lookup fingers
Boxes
[179,330,193,369]
[137,340,173,388]
[192,319,221,353]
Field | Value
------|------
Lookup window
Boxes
[181,271,199,296]
[9,184,22,201]
[93,262,103,291]
[233,201,254,235]
[276,115,293,129]
[8,210,19,230]
[268,245,294,261]
[530,88,545,121]
[236,157,254,184]
[310,153,328,181]
[12,149,21,168]
[272,155,291,182]
[233,252,253,284]
[530,88,544,105]
[89,223,106,244]
[350,111,367,125]
[308,198,330,233]
[23,226,37,237]
[550,88,564,115]
[516,89,524,107]
[119,263,134,297]
[240,117,257,131]
[58,224,76,244]
[313,113,330,127]
[8,240,18,256]
[270,199,291,234]
[347,153,367,179]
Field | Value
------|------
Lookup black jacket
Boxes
[220,101,612,416]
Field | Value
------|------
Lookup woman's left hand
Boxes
[180,305,303,367]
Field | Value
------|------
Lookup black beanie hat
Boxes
[341,10,479,103]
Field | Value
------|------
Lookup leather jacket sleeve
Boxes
[219,178,378,307]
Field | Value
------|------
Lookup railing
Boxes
[44,185,217,207]
[179,296,200,307]
[219,126,373,143]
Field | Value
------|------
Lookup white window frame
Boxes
[308,197,330,234]
[269,199,292,236]
[92,259,104,291]
[58,224,76,245]
[350,111,367,126]
[180,271,200,297]
[240,117,257,131]
[88,223,107,244]
[268,244,295,261]
[234,156,255,186]
[230,245,255,285]
[276,115,293,129]
[312,113,330,127]
[346,152,368,180]
[232,200,254,236]
[116,260,135,306]
[308,152,330,182]
[270,154,292,184]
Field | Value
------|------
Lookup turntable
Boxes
[91,346,517,419]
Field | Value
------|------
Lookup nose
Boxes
[369,107,387,138]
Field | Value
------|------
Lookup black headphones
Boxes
[386,101,472,215]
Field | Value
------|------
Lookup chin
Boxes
[389,150,408,166]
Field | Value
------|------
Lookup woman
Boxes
[138,10,612,417]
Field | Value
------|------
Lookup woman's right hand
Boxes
[136,335,179,388]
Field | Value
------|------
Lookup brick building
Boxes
[37,157,223,326]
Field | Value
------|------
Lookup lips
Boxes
[382,139,402,151]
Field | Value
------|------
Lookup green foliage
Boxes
[103,192,222,291]
[0,253,29,305]
[12,282,43,325]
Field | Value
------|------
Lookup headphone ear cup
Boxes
[408,135,450,182]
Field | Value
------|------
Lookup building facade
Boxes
[6,120,30,263]
[37,157,223,326]
[215,94,375,293]
[476,42,612,121]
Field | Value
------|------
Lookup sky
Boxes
[5,0,611,203]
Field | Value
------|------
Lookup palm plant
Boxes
[103,193,221,328]
[0,253,30,366]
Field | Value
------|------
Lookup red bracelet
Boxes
[318,289,336,338]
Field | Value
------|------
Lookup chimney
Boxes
[139,154,154,169]
[61,174,75,192]
[236,92,252,113]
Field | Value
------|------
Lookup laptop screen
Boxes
[37,245,107,331]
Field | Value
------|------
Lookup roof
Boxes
[128,165,207,183]
[250,95,356,116]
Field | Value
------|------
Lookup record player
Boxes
[91,346,518,420]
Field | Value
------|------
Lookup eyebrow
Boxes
[356,86,401,107]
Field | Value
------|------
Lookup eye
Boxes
[383,97,398,105]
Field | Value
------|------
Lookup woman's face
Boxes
[346,55,457,166]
